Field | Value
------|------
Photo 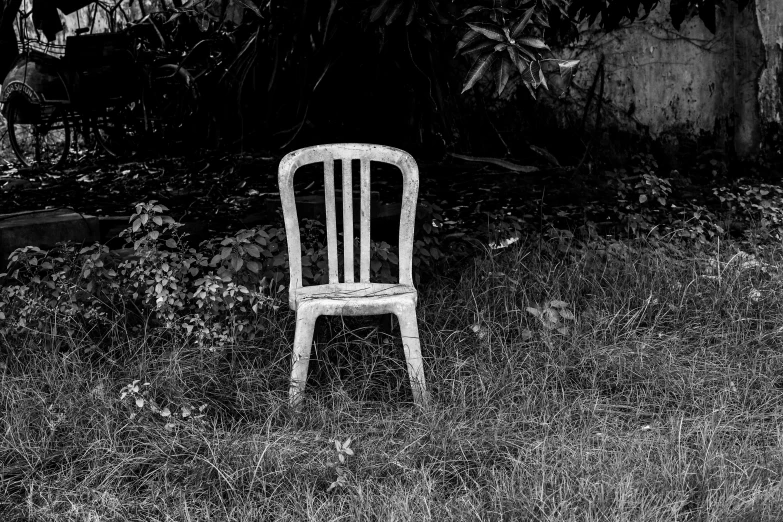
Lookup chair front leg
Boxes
[395,304,430,408]
[290,310,318,410]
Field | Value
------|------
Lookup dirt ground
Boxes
[0,145,570,240]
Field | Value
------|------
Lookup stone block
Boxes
[99,216,130,242]
[0,209,99,270]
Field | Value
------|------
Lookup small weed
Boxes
[326,437,355,493]
[526,299,575,334]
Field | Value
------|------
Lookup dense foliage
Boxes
[143,0,757,154]
[141,0,585,152]
[4,149,783,351]
[0,197,443,348]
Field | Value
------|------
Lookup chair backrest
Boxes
[278,143,419,299]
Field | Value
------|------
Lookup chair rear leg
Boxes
[290,311,318,410]
[395,305,430,408]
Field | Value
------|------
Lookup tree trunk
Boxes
[731,0,765,158]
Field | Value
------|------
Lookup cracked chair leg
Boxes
[396,305,429,408]
[289,312,318,410]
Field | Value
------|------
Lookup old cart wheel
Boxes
[8,100,70,167]
[93,103,146,157]
[68,114,93,161]
[7,99,70,168]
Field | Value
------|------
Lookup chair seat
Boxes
[292,282,417,315]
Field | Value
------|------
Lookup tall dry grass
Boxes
[3,238,783,520]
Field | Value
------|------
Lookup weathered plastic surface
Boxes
[279,143,429,409]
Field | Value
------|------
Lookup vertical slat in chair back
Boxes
[278,144,419,308]
[341,159,354,283]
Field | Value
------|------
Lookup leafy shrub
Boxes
[520,151,737,262]
[713,182,783,243]
[370,241,399,283]
[0,199,451,351]
[604,153,672,237]
[0,243,119,341]
[299,219,330,284]
[413,199,445,280]
[120,379,208,429]
[526,299,575,335]
[456,2,579,97]
[668,203,723,246]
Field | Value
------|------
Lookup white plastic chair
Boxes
[278,143,429,409]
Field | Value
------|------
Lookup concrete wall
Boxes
[556,0,781,157]
[757,0,783,126]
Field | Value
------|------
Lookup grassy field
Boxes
[3,238,783,521]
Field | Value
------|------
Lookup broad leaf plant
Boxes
[456,0,579,97]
